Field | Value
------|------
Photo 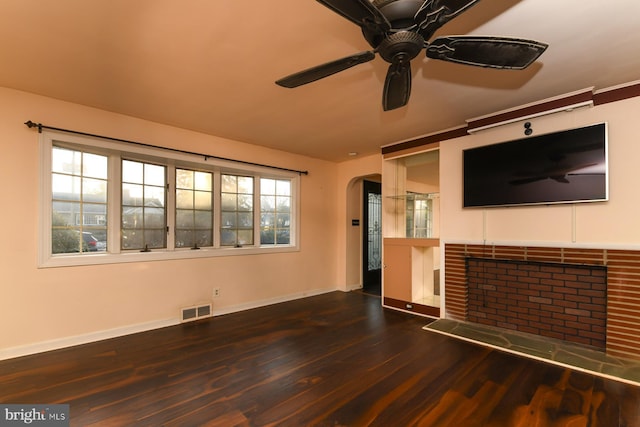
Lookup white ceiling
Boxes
[1,0,639,162]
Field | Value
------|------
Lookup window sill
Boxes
[38,245,299,268]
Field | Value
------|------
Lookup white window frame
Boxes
[174,167,215,249]
[38,130,300,268]
[259,177,293,245]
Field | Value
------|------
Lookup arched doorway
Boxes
[345,174,382,296]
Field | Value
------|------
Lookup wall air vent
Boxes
[197,304,211,317]
[181,303,213,323]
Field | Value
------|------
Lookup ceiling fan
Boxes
[275,0,548,111]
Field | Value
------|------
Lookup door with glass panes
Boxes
[362,180,382,294]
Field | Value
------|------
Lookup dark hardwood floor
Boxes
[1,291,639,426]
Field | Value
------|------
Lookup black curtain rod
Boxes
[24,120,309,176]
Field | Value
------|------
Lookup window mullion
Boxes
[254,177,261,246]
[108,153,121,254]
[213,172,221,248]
[166,166,176,250]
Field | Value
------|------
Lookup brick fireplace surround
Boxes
[444,244,640,362]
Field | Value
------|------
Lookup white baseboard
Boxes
[0,318,180,362]
[0,287,338,361]
[212,288,337,316]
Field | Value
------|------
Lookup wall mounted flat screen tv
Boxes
[463,122,608,208]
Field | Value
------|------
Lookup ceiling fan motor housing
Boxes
[364,0,425,47]
[373,0,425,28]
[378,31,425,63]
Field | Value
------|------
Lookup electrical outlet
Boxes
[213,288,221,298]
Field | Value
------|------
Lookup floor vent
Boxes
[181,303,213,322]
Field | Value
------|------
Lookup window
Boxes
[220,174,254,246]
[51,146,108,254]
[40,131,299,267]
[260,178,291,245]
[176,168,213,248]
[121,160,167,250]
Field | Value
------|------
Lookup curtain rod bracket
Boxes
[25,120,43,133]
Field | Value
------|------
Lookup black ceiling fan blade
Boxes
[426,36,548,69]
[275,51,376,88]
[382,61,412,111]
[415,0,481,40]
[316,0,391,33]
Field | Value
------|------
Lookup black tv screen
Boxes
[463,123,608,208]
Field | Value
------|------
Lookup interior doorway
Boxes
[362,180,382,296]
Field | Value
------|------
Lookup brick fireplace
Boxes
[444,244,640,361]
[466,258,607,349]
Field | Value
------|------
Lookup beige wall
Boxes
[0,87,361,357]
[440,96,640,247]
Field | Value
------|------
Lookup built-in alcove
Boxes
[382,149,441,316]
